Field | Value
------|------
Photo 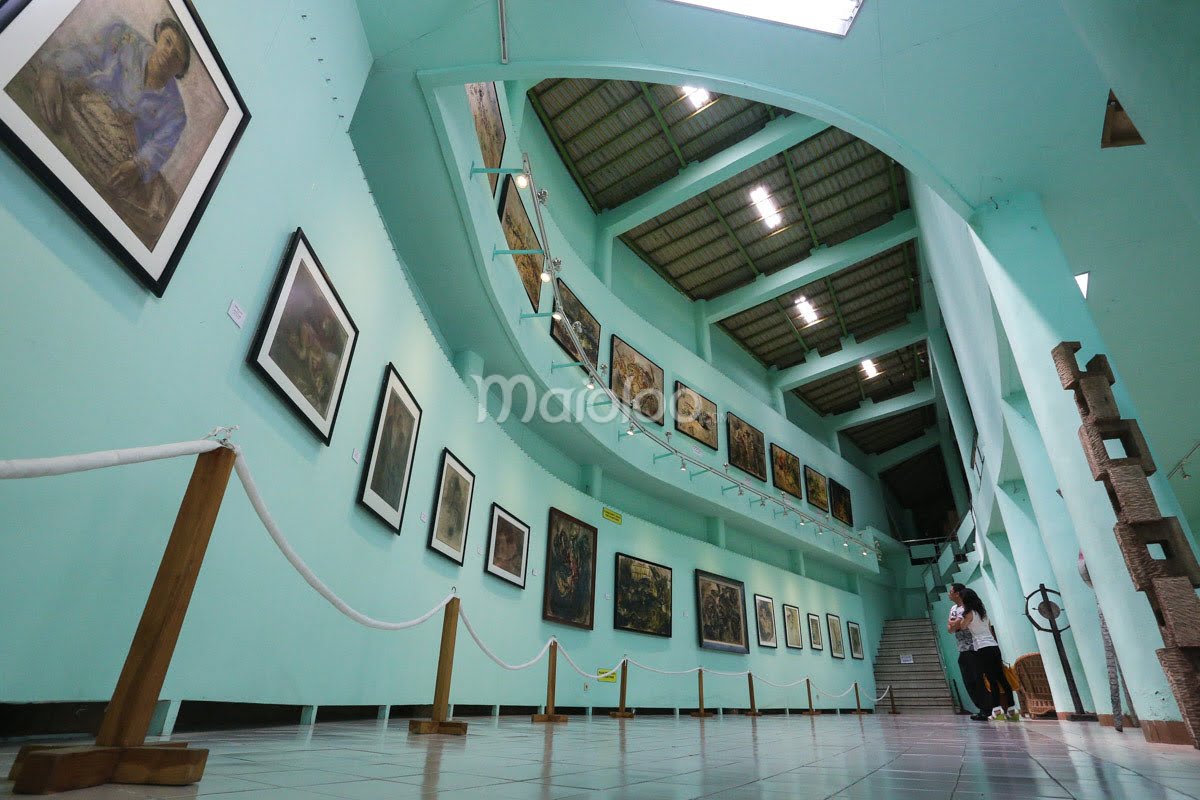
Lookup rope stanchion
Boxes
[690,669,714,718]
[889,686,898,715]
[745,673,762,717]
[853,682,867,715]
[802,677,819,716]
[532,642,568,724]
[409,597,468,736]
[610,660,634,719]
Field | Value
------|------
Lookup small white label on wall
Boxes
[899,654,914,664]
[692,445,702,457]
[532,568,539,577]
[420,513,428,523]
[227,300,246,328]
[605,592,612,600]
[351,448,361,464]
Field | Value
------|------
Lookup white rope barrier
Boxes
[555,641,624,681]
[874,685,892,703]
[754,674,811,689]
[457,604,553,671]
[624,657,700,676]
[0,439,221,479]
[809,681,858,699]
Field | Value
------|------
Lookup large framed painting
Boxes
[359,364,421,532]
[484,503,529,588]
[465,81,504,196]
[611,335,665,425]
[782,604,803,650]
[249,229,357,445]
[427,449,475,565]
[0,0,249,296]
[770,443,802,501]
[847,620,865,660]
[829,478,853,527]
[498,173,542,312]
[613,553,672,638]
[827,613,845,659]
[804,465,829,512]
[674,381,717,450]
[727,413,766,482]
[543,508,598,629]
[550,279,599,372]
[753,594,777,648]
[807,612,824,651]
[694,570,748,654]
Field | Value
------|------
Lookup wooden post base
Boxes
[407,719,468,736]
[531,713,568,723]
[689,711,714,718]
[800,710,821,716]
[11,743,205,794]
[744,711,763,717]
[608,711,635,719]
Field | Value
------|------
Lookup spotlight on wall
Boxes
[540,269,551,283]
[843,540,849,548]
[551,310,563,321]
[737,486,744,496]
[586,376,595,390]
[626,422,637,436]
[760,497,766,508]
[861,358,880,379]
[515,172,530,189]
[681,85,711,109]
[794,295,819,325]
[680,457,688,472]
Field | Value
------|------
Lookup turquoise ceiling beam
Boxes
[595,112,830,241]
[828,378,935,431]
[867,428,940,474]
[703,209,917,323]
[773,316,928,392]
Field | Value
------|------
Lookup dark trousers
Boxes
[957,650,986,712]
[975,645,1013,710]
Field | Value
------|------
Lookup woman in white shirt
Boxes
[951,588,1016,720]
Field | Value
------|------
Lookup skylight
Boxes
[862,359,880,379]
[1075,272,1090,298]
[666,0,865,37]
[794,295,818,325]
[681,86,711,109]
[749,186,782,228]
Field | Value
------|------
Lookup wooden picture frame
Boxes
[249,228,358,445]
[610,334,665,425]
[694,569,749,654]
[753,593,777,648]
[0,0,250,296]
[847,620,865,660]
[770,443,803,501]
[673,381,718,450]
[497,173,543,312]
[358,364,422,532]
[550,279,600,372]
[827,613,845,659]
[830,478,853,527]
[465,81,505,195]
[613,552,672,638]
[782,604,803,649]
[484,503,529,588]
[427,448,475,565]
[727,413,767,482]
[804,465,830,512]
[542,508,598,629]
[807,612,824,651]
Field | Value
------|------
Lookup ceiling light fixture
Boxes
[665,0,865,37]
[514,172,530,189]
[794,295,818,325]
[1075,272,1090,298]
[862,358,880,379]
[681,85,711,109]
[749,186,782,229]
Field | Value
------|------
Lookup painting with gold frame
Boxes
[804,465,829,512]
[497,173,542,312]
[770,443,803,500]
[674,381,718,450]
[727,412,766,482]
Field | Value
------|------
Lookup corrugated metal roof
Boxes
[792,340,930,418]
[844,404,938,456]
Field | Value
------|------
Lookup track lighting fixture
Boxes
[540,269,551,283]
[551,310,562,321]
[514,172,529,189]
[680,457,688,472]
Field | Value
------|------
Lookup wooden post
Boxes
[889,686,898,715]
[409,597,468,735]
[852,682,867,715]
[609,660,634,718]
[689,669,713,717]
[802,677,819,715]
[13,448,236,794]
[532,641,567,723]
[745,673,762,717]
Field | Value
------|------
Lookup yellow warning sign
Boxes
[602,507,622,525]
[597,667,618,683]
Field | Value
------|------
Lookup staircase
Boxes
[874,618,956,715]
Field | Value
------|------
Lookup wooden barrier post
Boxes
[745,674,762,717]
[801,677,819,716]
[532,641,568,723]
[889,686,898,715]
[689,669,713,717]
[13,448,236,795]
[609,660,634,719]
[409,597,468,735]
[852,682,867,715]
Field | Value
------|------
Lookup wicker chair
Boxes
[1013,653,1056,718]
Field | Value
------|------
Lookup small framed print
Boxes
[847,621,865,660]
[727,413,767,481]
[249,228,358,445]
[485,503,529,588]
[807,613,824,651]
[783,604,803,650]
[804,465,829,512]
[754,594,777,648]
[427,448,475,565]
[358,364,421,532]
[827,613,845,659]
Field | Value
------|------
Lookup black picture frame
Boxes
[847,620,865,660]
[753,593,777,648]
[550,279,600,372]
[827,613,845,659]
[0,0,250,296]
[542,508,598,630]
[694,569,749,654]
[484,503,529,589]
[248,228,358,445]
[613,552,673,638]
[804,465,830,512]
[497,174,543,312]
[358,363,422,533]
[465,82,505,196]
[830,478,853,527]
[726,412,767,482]
[770,443,803,501]
[782,604,803,649]
[610,334,665,426]
[673,381,718,451]
[807,612,824,651]
[427,448,475,566]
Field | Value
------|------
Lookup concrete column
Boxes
[594,231,613,288]
[706,516,726,548]
[147,699,181,738]
[502,80,535,144]
[693,300,713,363]
[767,367,786,415]
[979,532,1038,660]
[970,192,1189,726]
[788,548,805,576]
[581,464,603,499]
[940,430,969,517]
[928,327,975,470]
[300,705,318,726]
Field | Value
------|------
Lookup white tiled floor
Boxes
[3,714,1199,799]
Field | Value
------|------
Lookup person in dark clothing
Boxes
[947,583,986,716]
[950,588,1016,720]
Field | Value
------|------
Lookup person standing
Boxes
[947,584,986,720]
[952,588,1017,720]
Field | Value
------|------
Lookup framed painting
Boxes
[827,613,845,659]
[770,443,802,501]
[485,503,529,588]
[0,0,249,296]
[611,335,665,425]
[804,465,829,512]
[359,364,421,532]
[543,508,598,629]
[847,620,865,660]
[782,604,803,649]
[753,594,777,648]
[807,612,824,651]
[427,448,475,565]
[830,478,853,527]
[694,569,748,654]
[550,279,599,372]
[249,228,358,445]
[465,81,504,195]
[498,173,542,312]
[613,552,672,638]
[673,381,717,450]
[727,413,766,482]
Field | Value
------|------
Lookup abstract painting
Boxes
[550,279,599,372]
[485,503,529,588]
[465,81,504,195]
[611,335,664,425]
[727,413,766,482]
[808,612,824,651]
[770,443,802,501]
[754,594,777,648]
[695,570,748,654]
[249,229,357,444]
[827,613,845,659]
[0,0,249,295]
[613,552,672,638]
[830,478,853,527]
[498,173,542,311]
[674,381,718,450]
[543,508,598,629]
[427,449,475,565]
[847,620,864,660]
[804,465,829,512]
[783,604,803,649]
[359,364,421,532]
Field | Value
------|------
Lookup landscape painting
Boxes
[695,570,748,654]
[674,381,718,450]
[498,173,542,311]
[543,508,598,629]
[727,413,766,482]
[770,443,802,500]
[613,553,672,638]
[465,81,504,195]
[611,335,665,425]
[804,465,830,512]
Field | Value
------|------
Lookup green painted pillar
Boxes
[979,532,1037,660]
[581,464,603,499]
[788,548,805,576]
[970,192,1190,725]
[928,328,975,472]
[693,300,713,363]
[594,230,613,288]
[502,79,534,145]
[940,430,969,518]
[767,366,786,415]
[706,516,726,548]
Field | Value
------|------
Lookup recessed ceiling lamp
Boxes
[1075,272,1090,298]
[794,295,818,325]
[681,85,711,109]
[749,186,782,228]
[862,358,880,379]
[666,0,865,37]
